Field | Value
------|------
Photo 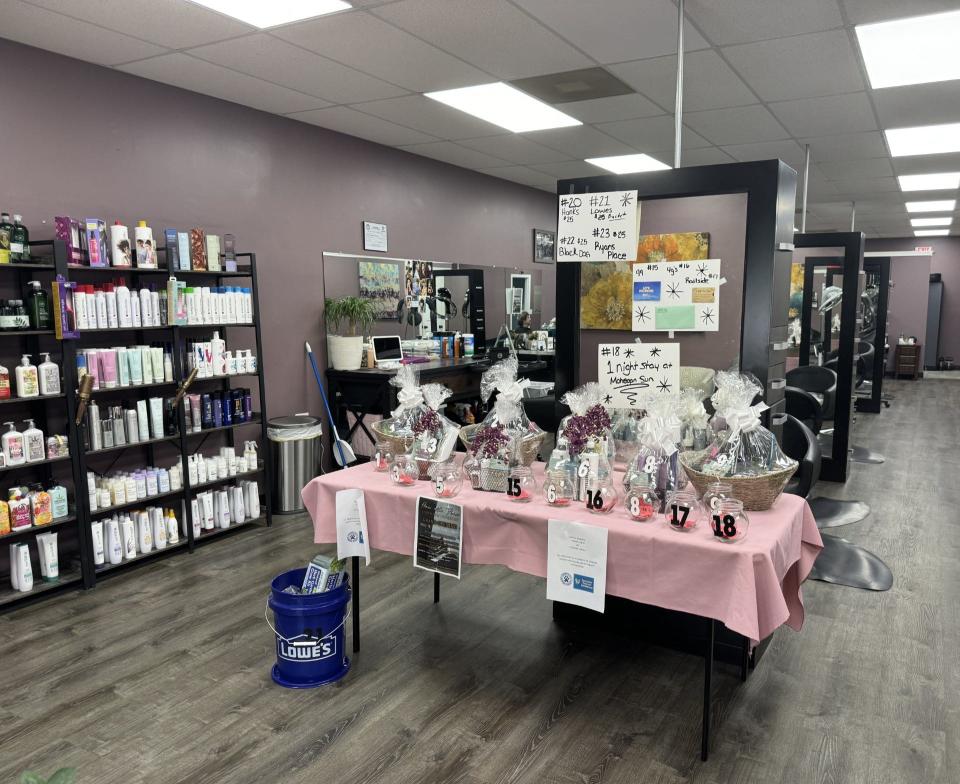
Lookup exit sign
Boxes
[915,245,933,253]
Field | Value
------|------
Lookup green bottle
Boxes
[25,282,52,330]
[0,212,12,265]
[10,215,29,262]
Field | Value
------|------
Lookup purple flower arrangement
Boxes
[564,404,612,457]
[412,408,442,438]
[472,422,511,459]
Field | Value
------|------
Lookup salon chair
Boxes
[523,396,568,458]
[785,386,823,435]
[781,415,891,590]
[786,366,836,421]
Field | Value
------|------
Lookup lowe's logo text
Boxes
[278,634,337,662]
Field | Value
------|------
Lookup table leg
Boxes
[433,572,440,604]
[740,635,749,682]
[701,617,715,762]
[352,556,360,653]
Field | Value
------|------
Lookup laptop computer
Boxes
[373,335,404,367]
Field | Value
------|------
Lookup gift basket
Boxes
[610,408,642,468]
[677,388,711,451]
[459,357,545,491]
[556,382,616,464]
[622,394,683,512]
[679,371,797,510]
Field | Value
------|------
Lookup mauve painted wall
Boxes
[866,238,960,364]
[0,39,556,419]
[885,255,931,370]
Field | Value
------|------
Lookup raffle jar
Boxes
[710,498,749,544]
[390,453,418,487]
[543,469,575,507]
[506,465,537,502]
[701,481,733,515]
[664,489,703,533]
[431,459,463,499]
[372,440,393,472]
[624,474,658,522]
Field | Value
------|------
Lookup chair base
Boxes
[809,535,893,591]
[849,445,885,464]
[808,497,870,528]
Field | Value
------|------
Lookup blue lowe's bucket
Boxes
[267,568,350,688]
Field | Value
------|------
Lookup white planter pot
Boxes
[327,335,363,371]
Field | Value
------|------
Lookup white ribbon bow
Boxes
[724,403,769,435]
[392,386,424,416]
[637,414,681,456]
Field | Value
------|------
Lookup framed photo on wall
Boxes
[533,228,555,263]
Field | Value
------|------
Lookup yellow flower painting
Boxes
[636,232,710,264]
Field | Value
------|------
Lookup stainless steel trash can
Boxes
[268,415,323,514]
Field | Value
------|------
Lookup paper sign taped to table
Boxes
[557,190,638,262]
[632,259,722,331]
[547,519,608,613]
[414,496,463,579]
[597,342,679,408]
[336,488,370,565]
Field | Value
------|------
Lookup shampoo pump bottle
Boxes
[15,354,39,398]
[0,362,10,400]
[22,419,44,463]
[2,422,25,466]
[38,353,60,396]
[26,281,52,330]
[9,488,31,530]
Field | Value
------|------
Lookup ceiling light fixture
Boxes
[898,172,960,191]
[911,217,952,227]
[886,123,960,157]
[584,154,671,174]
[906,199,956,213]
[187,0,351,29]
[914,229,949,236]
[424,83,581,133]
[856,10,960,89]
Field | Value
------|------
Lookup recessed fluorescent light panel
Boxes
[898,172,960,191]
[856,10,960,89]
[886,123,960,157]
[424,83,581,133]
[911,217,952,227]
[585,154,671,174]
[914,229,949,236]
[187,0,351,28]
[906,200,956,213]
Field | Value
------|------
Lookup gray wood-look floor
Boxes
[1,379,957,783]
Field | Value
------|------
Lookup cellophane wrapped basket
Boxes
[556,382,615,464]
[677,388,711,451]
[622,393,684,511]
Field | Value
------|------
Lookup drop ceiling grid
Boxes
[3,0,958,235]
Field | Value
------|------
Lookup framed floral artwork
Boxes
[635,232,710,264]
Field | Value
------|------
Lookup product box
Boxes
[223,233,237,272]
[51,275,79,339]
[55,216,86,265]
[164,228,179,271]
[167,277,187,325]
[205,233,221,272]
[189,228,207,271]
[85,219,109,268]
[177,231,191,272]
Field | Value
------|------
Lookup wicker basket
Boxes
[459,424,545,467]
[679,450,797,511]
[371,418,415,456]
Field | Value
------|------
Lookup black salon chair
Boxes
[781,415,891,590]
[785,386,823,435]
[786,365,836,421]
[523,396,567,458]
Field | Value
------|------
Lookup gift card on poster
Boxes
[546,519,608,613]
[335,488,370,565]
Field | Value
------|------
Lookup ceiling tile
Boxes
[530,160,608,179]
[830,177,899,196]
[561,94,665,123]
[840,0,959,24]
[521,126,638,158]
[0,0,168,66]
[686,0,844,45]
[892,153,960,176]
[872,82,960,131]
[672,147,738,166]
[820,157,893,181]
[769,92,877,137]
[187,34,407,103]
[456,135,571,165]
[118,53,329,114]
[595,115,711,151]
[372,0,593,79]
[480,165,558,190]
[271,12,487,92]
[26,0,254,49]
[286,105,439,146]
[398,141,512,169]
[721,140,805,169]
[683,104,789,145]
[722,29,864,101]
[512,0,708,63]
[800,132,888,161]
[353,94,504,140]
[609,50,757,112]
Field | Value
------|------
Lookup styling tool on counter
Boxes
[305,341,355,467]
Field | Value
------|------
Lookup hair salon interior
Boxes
[1,1,958,782]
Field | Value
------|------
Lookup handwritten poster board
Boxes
[597,343,680,408]
[557,190,638,262]
[632,259,722,332]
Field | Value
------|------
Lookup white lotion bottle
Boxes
[94,287,108,329]
[17,543,33,592]
[210,331,225,376]
[38,353,60,396]
[91,520,105,565]
[116,279,132,327]
[2,421,25,466]
[106,517,123,564]
[22,418,44,463]
[121,515,137,559]
[139,285,153,327]
[15,354,39,398]
[137,511,153,553]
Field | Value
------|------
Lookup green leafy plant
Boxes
[21,768,76,784]
[324,297,375,337]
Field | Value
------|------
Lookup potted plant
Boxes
[324,297,375,371]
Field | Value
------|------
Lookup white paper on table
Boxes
[546,519,608,613]
[335,488,370,565]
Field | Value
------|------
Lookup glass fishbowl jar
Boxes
[543,469,575,507]
[462,452,482,490]
[431,459,463,499]
[710,498,749,544]
[390,453,418,487]
[701,481,734,515]
[624,474,658,522]
[506,465,537,502]
[663,489,704,533]
[372,440,394,472]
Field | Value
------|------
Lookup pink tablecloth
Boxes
[303,462,822,642]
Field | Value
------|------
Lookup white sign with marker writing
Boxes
[597,343,680,408]
[632,259,722,332]
[557,190,638,262]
